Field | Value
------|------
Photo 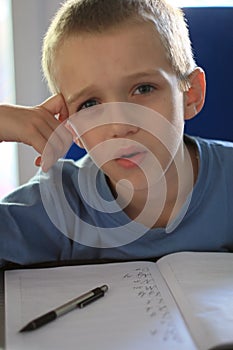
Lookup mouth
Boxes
[115,145,146,158]
[121,151,141,159]
[115,147,147,168]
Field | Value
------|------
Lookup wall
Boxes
[11,0,61,184]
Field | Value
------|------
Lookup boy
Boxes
[0,0,232,267]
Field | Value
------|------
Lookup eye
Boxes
[78,99,99,111]
[133,84,155,95]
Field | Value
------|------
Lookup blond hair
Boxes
[42,0,196,93]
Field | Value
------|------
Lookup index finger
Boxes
[41,94,69,122]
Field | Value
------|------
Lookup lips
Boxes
[121,151,141,159]
[115,146,146,159]
[115,146,147,168]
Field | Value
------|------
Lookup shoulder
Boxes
[187,135,233,164]
[193,136,233,152]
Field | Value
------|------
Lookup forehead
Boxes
[54,21,172,97]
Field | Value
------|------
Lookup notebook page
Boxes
[157,252,233,350]
[5,261,197,350]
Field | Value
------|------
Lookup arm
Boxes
[0,94,73,171]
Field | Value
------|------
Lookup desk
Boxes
[0,270,4,350]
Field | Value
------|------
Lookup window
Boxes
[0,0,18,198]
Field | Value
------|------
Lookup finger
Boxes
[23,122,67,166]
[34,156,42,167]
[24,131,49,156]
[24,109,72,154]
[41,124,73,172]
[41,94,69,122]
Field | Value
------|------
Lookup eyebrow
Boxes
[67,85,99,105]
[66,69,163,105]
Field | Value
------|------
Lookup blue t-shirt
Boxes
[0,136,233,266]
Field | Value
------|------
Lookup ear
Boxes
[184,67,206,120]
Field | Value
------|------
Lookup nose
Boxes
[109,122,139,138]
[103,102,140,138]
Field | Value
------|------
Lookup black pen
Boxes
[20,284,108,332]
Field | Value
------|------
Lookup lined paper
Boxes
[5,261,196,350]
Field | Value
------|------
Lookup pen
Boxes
[20,284,108,332]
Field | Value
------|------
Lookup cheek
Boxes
[171,90,185,119]
[80,128,107,154]
[81,131,113,170]
[156,81,184,121]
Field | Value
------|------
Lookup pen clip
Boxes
[78,290,105,308]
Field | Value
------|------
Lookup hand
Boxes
[0,94,73,172]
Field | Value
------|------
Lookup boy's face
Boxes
[55,22,187,191]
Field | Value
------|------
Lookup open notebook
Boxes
[4,252,233,350]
